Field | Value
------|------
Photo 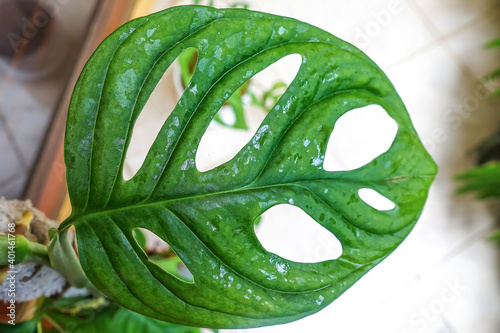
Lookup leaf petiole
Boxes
[0,234,50,266]
[48,228,98,293]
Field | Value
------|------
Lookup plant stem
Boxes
[26,241,51,266]
[1,231,100,294]
[0,234,50,266]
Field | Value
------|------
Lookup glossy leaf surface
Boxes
[62,5,437,328]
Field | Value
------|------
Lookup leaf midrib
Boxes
[62,173,432,230]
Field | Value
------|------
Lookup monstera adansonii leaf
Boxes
[60,5,437,329]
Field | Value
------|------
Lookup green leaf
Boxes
[484,36,500,96]
[231,3,249,10]
[45,305,204,333]
[44,306,117,333]
[484,66,500,97]
[152,255,194,283]
[261,81,288,110]
[179,47,249,129]
[485,37,500,48]
[110,307,205,333]
[485,67,500,80]
[456,162,500,198]
[0,235,30,265]
[475,131,500,164]
[132,228,147,252]
[62,5,436,329]
[219,87,247,129]
[489,229,500,244]
[0,319,38,333]
[179,48,197,87]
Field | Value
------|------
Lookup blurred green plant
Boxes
[0,296,215,333]
[485,37,500,96]
[193,0,248,9]
[455,36,500,241]
[456,162,500,198]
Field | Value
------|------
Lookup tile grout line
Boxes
[384,0,443,71]
[351,224,496,327]
[438,5,500,41]
[431,224,495,269]
[386,3,500,74]
[405,1,498,86]
[441,314,458,333]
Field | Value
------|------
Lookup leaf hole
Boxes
[358,188,395,211]
[254,204,342,263]
[132,228,194,283]
[323,104,398,171]
[123,48,197,180]
[195,53,302,172]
